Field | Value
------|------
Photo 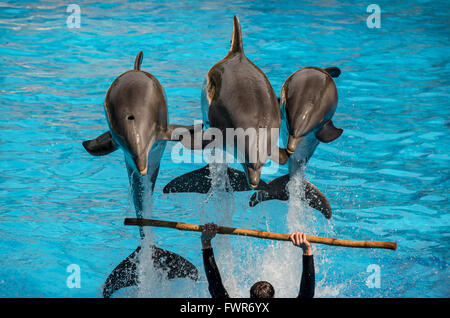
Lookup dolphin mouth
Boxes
[287,135,303,155]
[133,156,148,176]
[243,164,262,190]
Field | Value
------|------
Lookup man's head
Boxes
[250,281,275,298]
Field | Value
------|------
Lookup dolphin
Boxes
[82,51,198,297]
[163,16,288,194]
[249,66,343,219]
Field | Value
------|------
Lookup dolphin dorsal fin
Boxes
[134,51,143,70]
[228,16,244,55]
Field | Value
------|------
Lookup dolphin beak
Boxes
[244,165,262,189]
[139,167,147,175]
[287,135,302,155]
[127,134,154,176]
[133,155,148,176]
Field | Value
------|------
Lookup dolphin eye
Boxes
[128,115,135,120]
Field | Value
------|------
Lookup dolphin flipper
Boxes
[164,126,218,150]
[103,245,199,298]
[82,131,118,156]
[324,67,341,78]
[316,120,343,143]
[249,175,332,219]
[163,124,202,142]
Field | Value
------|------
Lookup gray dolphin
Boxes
[164,16,288,194]
[249,66,343,219]
[82,51,198,297]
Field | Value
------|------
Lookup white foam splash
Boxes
[219,169,343,298]
[121,157,342,298]
[200,159,239,295]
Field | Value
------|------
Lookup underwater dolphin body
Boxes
[163,16,288,194]
[249,66,343,219]
[83,51,198,297]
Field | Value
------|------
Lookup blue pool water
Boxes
[0,0,449,297]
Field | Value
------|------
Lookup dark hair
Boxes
[250,281,275,298]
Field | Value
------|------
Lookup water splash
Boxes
[285,169,342,297]
[124,170,173,297]
[200,158,239,296]
[122,156,345,298]
[240,169,343,298]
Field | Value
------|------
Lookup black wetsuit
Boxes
[202,247,315,298]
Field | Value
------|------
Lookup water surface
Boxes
[0,0,449,297]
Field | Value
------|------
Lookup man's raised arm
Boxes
[290,232,315,298]
[201,223,229,298]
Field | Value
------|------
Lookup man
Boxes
[201,223,315,298]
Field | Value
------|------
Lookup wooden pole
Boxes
[124,218,397,251]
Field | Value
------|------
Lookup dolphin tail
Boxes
[229,16,244,54]
[249,174,332,219]
[304,181,332,219]
[134,51,143,71]
[163,165,264,193]
[324,67,341,78]
[164,165,212,194]
[316,120,343,143]
[103,247,140,298]
[103,245,199,298]
[152,246,199,280]
[82,131,118,156]
[249,174,290,207]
